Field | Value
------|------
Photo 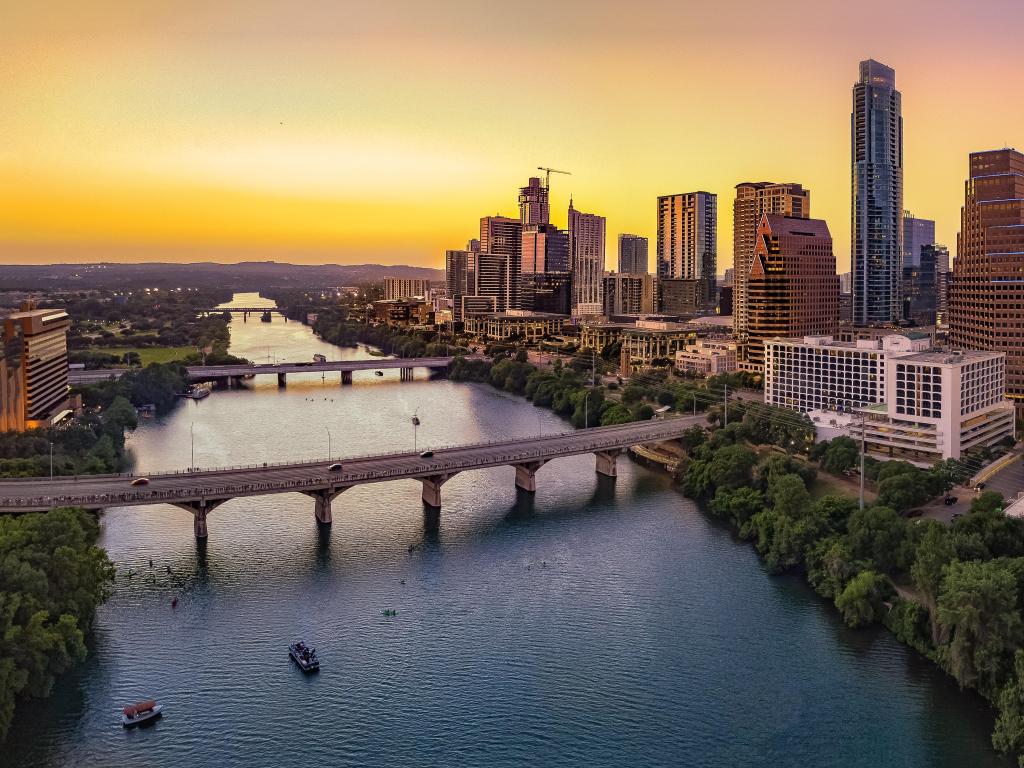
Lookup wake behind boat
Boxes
[289,641,320,672]
[122,699,163,727]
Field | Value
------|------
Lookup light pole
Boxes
[190,422,195,469]
[692,393,697,416]
[412,412,420,452]
[325,426,332,458]
[49,441,53,480]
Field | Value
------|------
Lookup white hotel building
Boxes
[764,334,1014,463]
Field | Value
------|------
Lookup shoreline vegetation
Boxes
[307,315,1024,765]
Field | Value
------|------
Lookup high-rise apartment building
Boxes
[902,211,935,268]
[480,215,523,311]
[3,302,71,429]
[852,59,903,326]
[383,277,430,301]
[618,234,649,274]
[568,200,606,315]
[518,177,549,227]
[602,272,657,316]
[445,248,476,298]
[733,182,810,340]
[949,148,1024,405]
[656,192,717,308]
[745,214,840,369]
[903,243,942,325]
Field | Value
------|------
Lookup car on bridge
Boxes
[131,477,150,486]
[328,463,343,472]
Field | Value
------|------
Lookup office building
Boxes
[602,272,657,316]
[852,59,904,325]
[766,333,1014,462]
[949,148,1024,405]
[903,243,942,325]
[658,278,702,315]
[719,285,733,316]
[521,224,569,275]
[657,191,717,307]
[3,301,71,429]
[479,216,523,311]
[676,340,738,376]
[733,182,810,339]
[453,295,497,324]
[464,310,567,342]
[903,211,935,268]
[521,272,572,315]
[745,214,840,369]
[568,199,606,315]
[383,277,430,301]
[618,234,649,274]
[619,320,696,373]
[518,177,549,227]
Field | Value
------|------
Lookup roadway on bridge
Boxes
[0,416,704,513]
[68,356,455,385]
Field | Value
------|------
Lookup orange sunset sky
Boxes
[2,0,1023,272]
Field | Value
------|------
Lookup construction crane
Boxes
[537,166,571,190]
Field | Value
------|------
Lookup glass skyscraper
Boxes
[852,59,903,326]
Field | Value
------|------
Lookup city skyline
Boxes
[3,1,1024,268]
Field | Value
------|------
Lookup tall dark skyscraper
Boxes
[902,211,935,268]
[617,234,649,274]
[479,215,522,311]
[852,59,903,326]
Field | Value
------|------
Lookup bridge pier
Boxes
[594,449,623,478]
[400,367,414,382]
[513,460,547,493]
[421,473,458,508]
[277,372,287,388]
[303,487,349,525]
[172,499,227,539]
[341,371,353,386]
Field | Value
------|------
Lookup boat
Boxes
[178,386,210,400]
[260,311,272,323]
[121,699,163,727]
[289,641,320,672]
[375,370,384,376]
[312,353,327,363]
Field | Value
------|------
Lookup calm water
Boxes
[3,293,1010,767]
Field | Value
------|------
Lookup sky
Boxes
[2,0,1023,273]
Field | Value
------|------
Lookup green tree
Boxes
[821,436,860,474]
[911,520,957,644]
[835,570,892,628]
[993,650,1024,764]
[709,487,765,528]
[846,505,913,573]
[599,404,634,426]
[707,444,757,492]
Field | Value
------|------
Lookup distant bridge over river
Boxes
[68,357,456,386]
[0,418,701,538]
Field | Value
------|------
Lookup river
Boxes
[3,293,1011,767]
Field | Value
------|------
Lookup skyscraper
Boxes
[603,272,656,316]
[0,325,25,433]
[852,59,903,326]
[618,234,649,274]
[903,244,940,325]
[521,224,569,274]
[733,182,810,342]
[445,248,476,297]
[382,277,429,300]
[949,148,1024,405]
[480,215,522,311]
[746,214,839,369]
[518,177,549,227]
[568,199,606,315]
[902,211,935,268]
[656,191,717,308]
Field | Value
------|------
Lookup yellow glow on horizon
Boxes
[2,1,1023,270]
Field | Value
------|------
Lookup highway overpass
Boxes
[0,417,702,538]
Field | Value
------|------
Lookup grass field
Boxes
[98,346,194,365]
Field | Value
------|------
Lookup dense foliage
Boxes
[678,405,1024,764]
[0,508,115,740]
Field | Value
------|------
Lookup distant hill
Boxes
[0,261,445,291]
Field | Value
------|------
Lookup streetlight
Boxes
[190,422,195,469]
[325,427,332,458]
[49,441,53,480]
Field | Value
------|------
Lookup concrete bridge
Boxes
[0,418,701,538]
[68,357,455,386]
[198,307,288,314]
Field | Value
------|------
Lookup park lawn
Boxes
[98,346,195,365]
